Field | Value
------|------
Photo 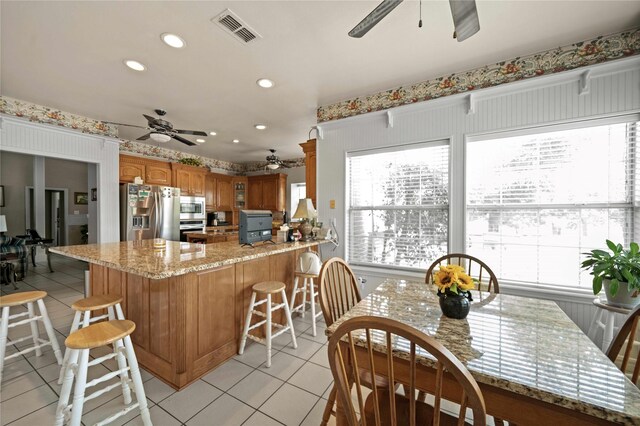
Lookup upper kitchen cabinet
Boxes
[205,173,234,211]
[119,155,173,186]
[205,173,217,210]
[247,173,287,211]
[300,138,316,208]
[145,163,172,186]
[172,163,207,196]
[119,155,146,183]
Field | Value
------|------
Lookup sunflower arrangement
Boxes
[433,264,476,296]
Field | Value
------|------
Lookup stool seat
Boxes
[0,290,47,307]
[253,281,286,294]
[65,320,135,350]
[593,298,633,314]
[71,294,123,312]
[295,272,318,279]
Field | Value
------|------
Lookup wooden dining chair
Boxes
[426,254,500,294]
[607,304,640,387]
[319,257,362,327]
[328,316,487,426]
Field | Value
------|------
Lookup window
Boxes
[466,120,638,290]
[290,183,306,221]
[347,141,449,269]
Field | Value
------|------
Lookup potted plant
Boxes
[433,264,476,319]
[581,240,640,308]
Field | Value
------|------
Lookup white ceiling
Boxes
[2,1,638,162]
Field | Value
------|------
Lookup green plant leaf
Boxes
[593,262,611,274]
[622,268,634,283]
[606,240,618,252]
[631,242,639,256]
[610,279,619,297]
[581,259,597,268]
[593,276,603,294]
[591,250,610,258]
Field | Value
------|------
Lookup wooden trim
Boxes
[120,154,171,168]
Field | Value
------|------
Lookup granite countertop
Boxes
[326,279,640,424]
[50,239,323,279]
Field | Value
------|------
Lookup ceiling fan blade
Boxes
[174,129,208,136]
[450,0,480,42]
[171,134,196,146]
[142,114,156,123]
[102,121,148,129]
[348,0,403,38]
[136,133,152,141]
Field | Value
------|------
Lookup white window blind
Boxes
[347,141,449,269]
[466,120,638,290]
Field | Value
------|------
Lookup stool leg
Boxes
[115,303,126,320]
[266,294,273,367]
[36,299,63,365]
[604,311,615,351]
[58,311,82,384]
[122,335,152,426]
[114,339,133,404]
[587,307,601,342]
[290,276,300,314]
[239,292,257,355]
[301,278,307,318]
[69,349,90,426]
[27,302,42,357]
[55,348,79,426]
[309,279,317,337]
[46,247,54,273]
[0,307,10,384]
[281,289,298,350]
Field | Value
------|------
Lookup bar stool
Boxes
[58,294,126,384]
[290,251,322,336]
[0,290,63,384]
[587,298,633,350]
[55,320,152,426]
[239,281,297,367]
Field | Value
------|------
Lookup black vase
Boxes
[438,292,471,319]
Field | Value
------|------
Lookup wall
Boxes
[0,151,33,235]
[316,57,640,335]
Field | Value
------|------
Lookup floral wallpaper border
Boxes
[317,28,640,123]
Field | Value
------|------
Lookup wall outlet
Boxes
[330,199,336,209]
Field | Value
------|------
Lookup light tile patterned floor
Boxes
[0,255,335,425]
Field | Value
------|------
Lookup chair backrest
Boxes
[607,304,640,386]
[328,316,487,426]
[426,253,499,294]
[298,251,322,275]
[318,257,361,327]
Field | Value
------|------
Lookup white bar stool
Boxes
[55,320,152,426]
[239,281,297,367]
[290,251,322,336]
[587,298,632,350]
[0,290,63,384]
[58,294,126,384]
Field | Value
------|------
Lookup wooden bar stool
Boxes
[0,290,63,384]
[587,298,632,350]
[239,281,297,367]
[290,251,322,336]
[55,320,151,426]
[58,294,126,384]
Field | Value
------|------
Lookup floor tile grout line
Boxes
[1,383,57,425]
[178,379,227,425]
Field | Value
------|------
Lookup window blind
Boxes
[347,142,449,269]
[466,121,638,290]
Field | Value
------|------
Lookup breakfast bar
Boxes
[51,239,322,390]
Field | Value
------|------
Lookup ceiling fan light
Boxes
[209,131,217,136]
[150,132,171,143]
[267,163,280,170]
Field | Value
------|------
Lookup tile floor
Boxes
[0,255,336,426]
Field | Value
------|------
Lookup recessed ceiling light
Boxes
[255,124,267,130]
[124,60,145,71]
[256,78,274,88]
[195,138,205,143]
[233,139,240,143]
[209,131,217,136]
[161,33,186,48]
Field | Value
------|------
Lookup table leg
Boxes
[8,263,17,290]
[45,246,53,273]
[31,246,36,267]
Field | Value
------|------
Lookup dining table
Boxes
[325,279,640,425]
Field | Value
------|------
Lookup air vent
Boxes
[212,9,262,44]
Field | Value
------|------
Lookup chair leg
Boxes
[239,292,257,355]
[27,302,42,357]
[321,385,337,426]
[58,311,82,384]
[55,348,79,426]
[309,279,317,337]
[0,307,10,385]
[280,289,298,350]
[69,349,90,426]
[122,335,152,426]
[266,294,273,367]
[37,298,63,365]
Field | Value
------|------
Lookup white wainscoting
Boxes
[0,115,120,243]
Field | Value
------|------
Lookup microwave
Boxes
[179,196,206,220]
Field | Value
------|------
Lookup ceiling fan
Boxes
[348,0,480,42]
[266,149,291,170]
[105,109,207,146]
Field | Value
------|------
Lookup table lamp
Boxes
[0,215,6,235]
[292,198,316,241]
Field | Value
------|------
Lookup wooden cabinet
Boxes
[300,138,316,208]
[119,156,147,183]
[172,164,207,196]
[120,155,173,186]
[247,174,287,211]
[145,163,172,185]
[205,174,217,210]
[205,173,234,211]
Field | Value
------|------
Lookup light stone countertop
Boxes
[326,279,640,424]
[50,239,323,279]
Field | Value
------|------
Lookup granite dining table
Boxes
[326,279,640,425]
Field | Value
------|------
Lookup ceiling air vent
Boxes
[212,9,262,44]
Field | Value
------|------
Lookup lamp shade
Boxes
[292,198,316,220]
[0,215,7,233]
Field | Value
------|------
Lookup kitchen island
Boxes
[51,239,322,389]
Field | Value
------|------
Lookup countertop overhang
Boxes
[51,239,325,279]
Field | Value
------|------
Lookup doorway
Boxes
[25,187,69,246]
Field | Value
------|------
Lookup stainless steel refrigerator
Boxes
[120,184,181,241]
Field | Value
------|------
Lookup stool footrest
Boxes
[95,402,140,426]
[5,338,51,359]
[7,315,42,329]
[84,379,129,405]
[246,334,265,344]
[271,326,292,339]
[88,350,119,367]
[8,311,30,321]
[248,319,267,331]
[253,298,268,307]
[88,313,110,323]
[86,367,131,390]
[6,334,38,346]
